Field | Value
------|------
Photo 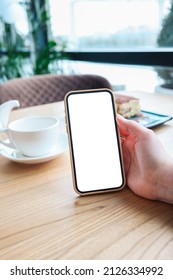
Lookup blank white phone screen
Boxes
[67,91,123,193]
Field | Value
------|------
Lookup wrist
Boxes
[156,160,173,204]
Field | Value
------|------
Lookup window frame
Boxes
[66,49,173,67]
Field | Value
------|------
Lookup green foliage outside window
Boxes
[157,0,173,47]
[0,0,68,82]
[157,0,173,87]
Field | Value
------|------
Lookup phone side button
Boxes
[65,124,68,134]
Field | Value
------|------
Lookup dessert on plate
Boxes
[114,93,142,118]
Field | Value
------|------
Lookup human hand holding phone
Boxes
[117,114,173,204]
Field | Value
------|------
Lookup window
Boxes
[49,0,173,92]
[49,0,171,50]
[1,0,173,91]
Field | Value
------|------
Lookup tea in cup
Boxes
[0,116,60,157]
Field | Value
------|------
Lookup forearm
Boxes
[156,161,173,204]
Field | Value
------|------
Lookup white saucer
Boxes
[0,134,68,164]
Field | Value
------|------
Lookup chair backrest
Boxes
[0,74,112,108]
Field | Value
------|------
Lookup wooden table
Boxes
[0,91,173,260]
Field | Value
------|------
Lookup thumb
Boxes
[117,114,150,140]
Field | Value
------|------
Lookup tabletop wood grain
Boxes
[0,91,173,260]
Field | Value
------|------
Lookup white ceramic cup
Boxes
[0,116,60,157]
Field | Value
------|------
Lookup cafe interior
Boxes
[0,0,173,260]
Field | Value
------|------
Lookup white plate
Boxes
[0,134,68,164]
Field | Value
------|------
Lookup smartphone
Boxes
[64,88,125,195]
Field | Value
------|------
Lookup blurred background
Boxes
[1,0,173,93]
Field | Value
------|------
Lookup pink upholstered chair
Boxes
[0,74,112,108]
